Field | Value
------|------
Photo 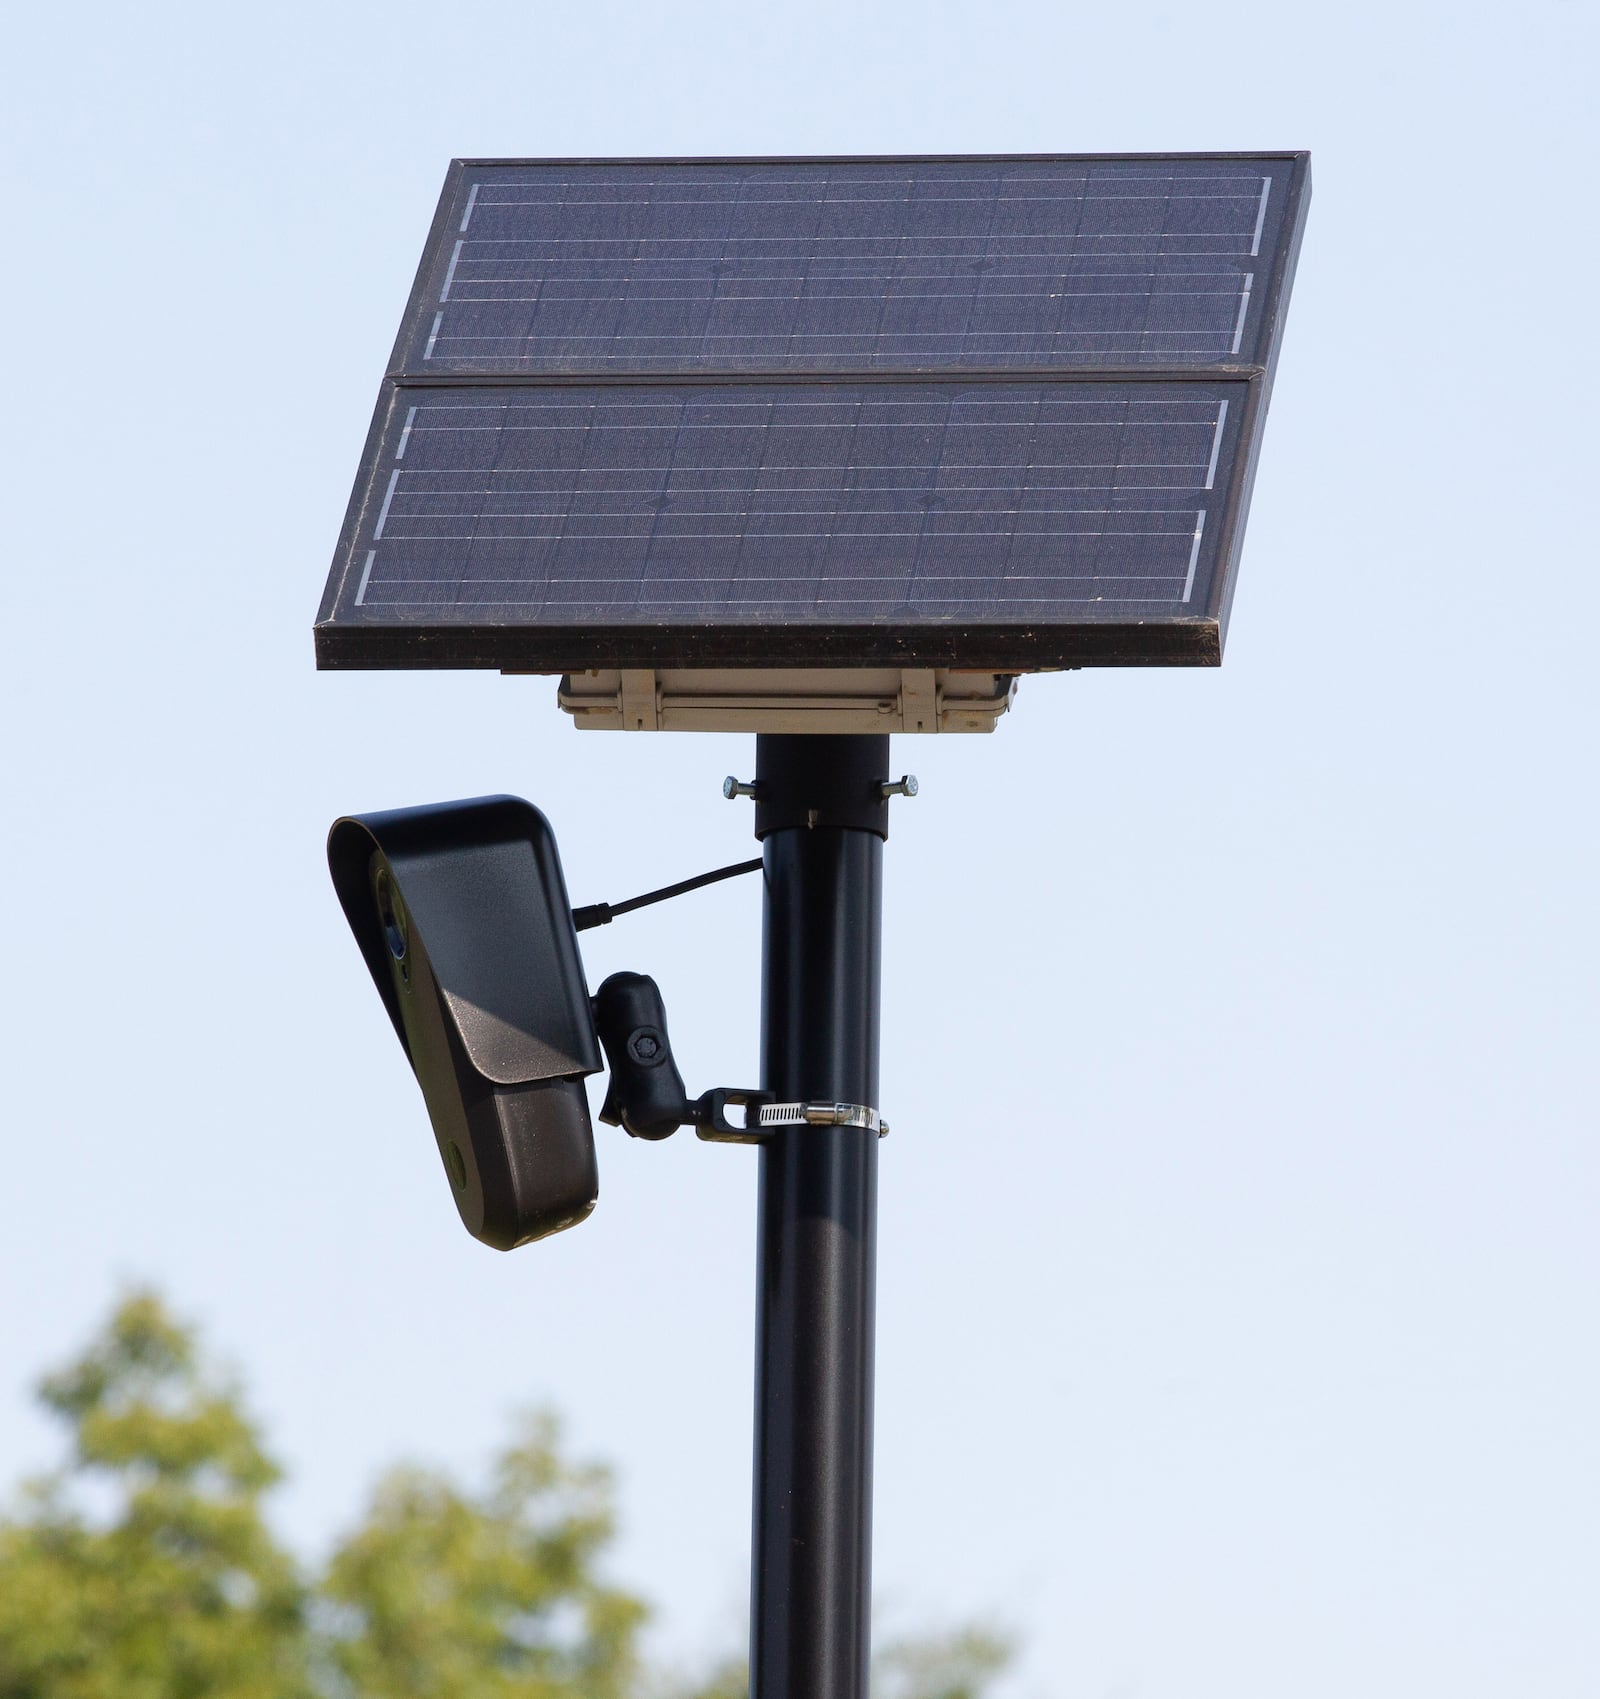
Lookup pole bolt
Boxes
[723,776,759,800]
[879,775,919,799]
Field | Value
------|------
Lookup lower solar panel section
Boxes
[317,378,1252,670]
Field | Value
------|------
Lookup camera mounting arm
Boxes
[592,972,887,1145]
[592,971,769,1140]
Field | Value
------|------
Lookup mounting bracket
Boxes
[592,973,887,1146]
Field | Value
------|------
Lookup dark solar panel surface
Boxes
[318,154,1308,670]
[402,158,1290,376]
[337,381,1245,624]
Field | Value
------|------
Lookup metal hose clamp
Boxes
[694,1091,889,1143]
[759,1101,888,1137]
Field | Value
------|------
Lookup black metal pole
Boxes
[748,734,888,1699]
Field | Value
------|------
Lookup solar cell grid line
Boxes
[389,154,1308,378]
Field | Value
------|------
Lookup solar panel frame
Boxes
[317,153,1308,674]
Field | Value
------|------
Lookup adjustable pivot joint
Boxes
[593,971,703,1139]
[594,972,770,1141]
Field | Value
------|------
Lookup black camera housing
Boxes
[328,796,602,1251]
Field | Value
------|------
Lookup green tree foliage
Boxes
[672,1623,1013,1699]
[0,1293,1010,1699]
[873,1626,1014,1699]
[319,1413,646,1699]
[0,1292,312,1699]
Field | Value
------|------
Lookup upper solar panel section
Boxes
[395,155,1300,377]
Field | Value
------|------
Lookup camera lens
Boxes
[375,868,407,962]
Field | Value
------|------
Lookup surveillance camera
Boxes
[327,796,602,1251]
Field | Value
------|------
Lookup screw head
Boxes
[628,1029,664,1064]
[880,774,919,799]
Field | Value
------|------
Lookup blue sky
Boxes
[2,1,1596,1694]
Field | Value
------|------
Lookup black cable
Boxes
[572,856,763,932]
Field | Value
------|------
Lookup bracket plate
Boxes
[556,668,1016,734]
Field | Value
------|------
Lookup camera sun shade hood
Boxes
[327,795,601,1086]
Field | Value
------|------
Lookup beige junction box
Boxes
[554,668,1017,734]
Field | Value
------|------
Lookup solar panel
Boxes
[395,159,1295,376]
[318,154,1308,677]
[323,379,1247,667]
